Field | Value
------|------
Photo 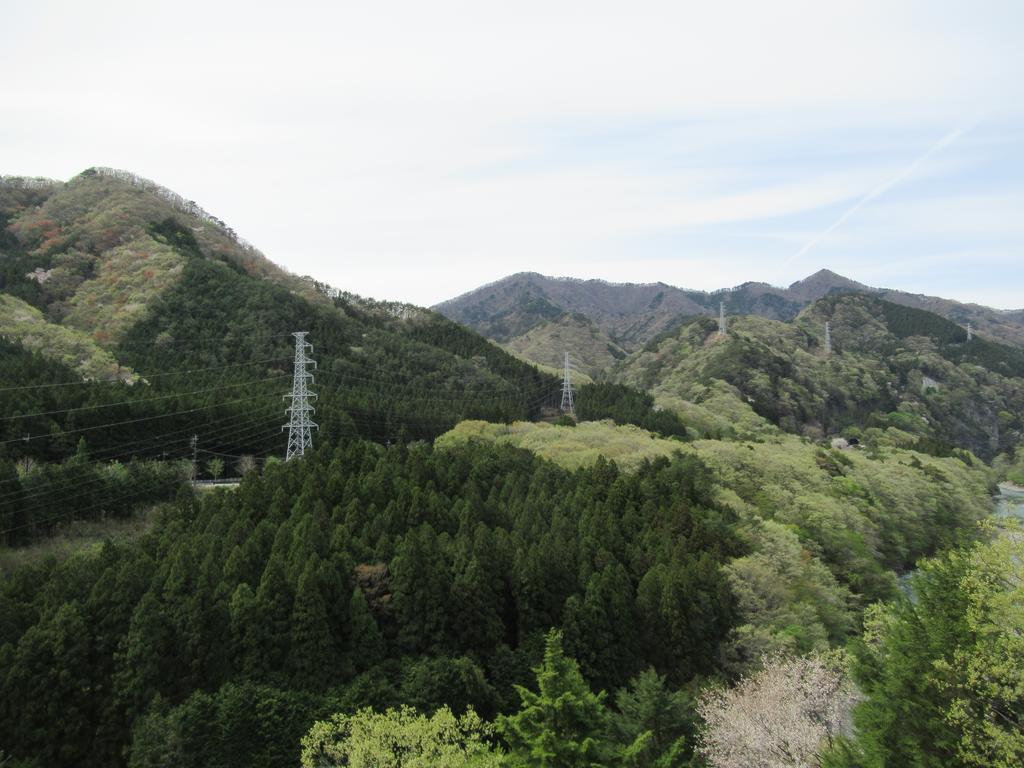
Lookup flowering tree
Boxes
[698,654,857,768]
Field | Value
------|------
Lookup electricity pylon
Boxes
[967,322,973,342]
[825,321,832,356]
[283,331,318,461]
[718,302,727,336]
[560,351,575,418]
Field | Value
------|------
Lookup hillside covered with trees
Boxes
[615,294,1024,459]
[1,170,1022,767]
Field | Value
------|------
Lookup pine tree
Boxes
[563,562,642,691]
[450,555,504,657]
[1,603,95,765]
[612,668,694,768]
[390,523,450,653]
[255,554,293,674]
[348,586,384,672]
[499,629,613,767]
[114,591,175,722]
[229,583,262,678]
[287,559,336,690]
[0,459,28,545]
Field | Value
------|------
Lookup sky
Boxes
[2,1,1023,309]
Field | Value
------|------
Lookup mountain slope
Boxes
[0,169,330,359]
[1,172,1016,768]
[500,311,627,377]
[435,269,1024,361]
[614,293,1024,459]
[435,272,708,346]
[0,293,132,381]
[0,169,560,491]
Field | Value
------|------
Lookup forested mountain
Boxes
[435,269,1024,367]
[615,293,1024,459]
[0,170,573,545]
[2,169,1022,768]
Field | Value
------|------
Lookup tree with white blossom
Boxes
[697,653,858,768]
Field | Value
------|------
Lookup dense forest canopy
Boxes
[0,440,741,765]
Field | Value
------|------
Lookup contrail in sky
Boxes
[783,123,973,269]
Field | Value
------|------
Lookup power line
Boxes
[1,325,581,538]
[560,351,575,418]
[0,373,290,422]
[2,399,292,527]
[0,394,283,489]
[0,403,273,487]
[283,332,318,461]
[2,409,286,518]
[0,356,291,393]
[0,390,283,447]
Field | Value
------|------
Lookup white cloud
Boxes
[1,1,1022,306]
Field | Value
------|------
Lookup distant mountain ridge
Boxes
[434,270,1024,370]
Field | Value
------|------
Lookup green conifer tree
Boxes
[348,586,385,672]
[611,668,694,768]
[287,559,336,690]
[228,583,263,678]
[499,629,613,767]
[390,523,450,653]
[450,555,504,657]
[255,554,293,674]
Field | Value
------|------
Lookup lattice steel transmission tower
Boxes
[824,321,832,356]
[560,351,575,418]
[966,322,973,342]
[718,302,727,336]
[283,331,318,461]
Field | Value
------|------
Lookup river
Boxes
[897,483,1024,596]
[996,482,1024,523]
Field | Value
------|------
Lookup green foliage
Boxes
[2,172,1020,768]
[993,445,1024,486]
[576,382,690,439]
[128,683,339,768]
[720,520,854,671]
[611,668,695,767]
[1,170,569,549]
[0,440,738,766]
[877,298,1024,377]
[836,536,1024,767]
[0,450,185,547]
[500,312,627,378]
[440,419,992,602]
[300,705,503,767]
[146,217,204,260]
[438,420,683,472]
[206,457,225,480]
[118,256,557,448]
[61,234,187,344]
[499,629,614,767]
[1,217,561,548]
[0,295,131,380]
[615,295,1024,459]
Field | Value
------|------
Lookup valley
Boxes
[1,170,1022,767]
